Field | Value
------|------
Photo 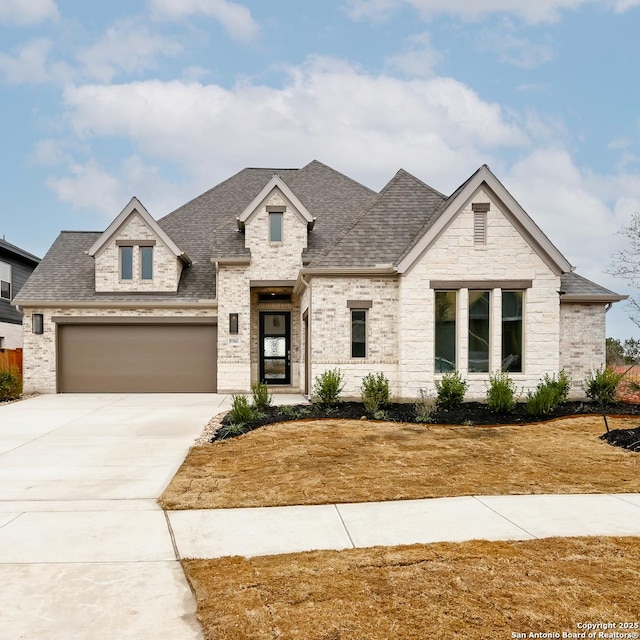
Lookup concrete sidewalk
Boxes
[167,493,640,559]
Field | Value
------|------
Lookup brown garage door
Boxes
[58,323,217,392]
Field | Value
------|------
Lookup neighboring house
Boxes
[14,160,625,397]
[0,238,40,350]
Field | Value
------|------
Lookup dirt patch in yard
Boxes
[160,415,640,510]
[182,536,640,640]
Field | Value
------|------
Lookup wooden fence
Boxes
[0,348,22,374]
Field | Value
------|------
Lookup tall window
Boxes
[269,212,283,242]
[140,246,153,280]
[435,291,456,372]
[502,291,523,372]
[120,246,133,280]
[468,291,490,372]
[0,261,11,299]
[351,309,366,358]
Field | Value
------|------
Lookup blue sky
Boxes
[1,0,640,338]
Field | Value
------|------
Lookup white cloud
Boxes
[0,39,70,84]
[149,0,260,42]
[0,0,58,25]
[344,0,640,23]
[477,22,555,68]
[59,56,525,194]
[78,20,182,83]
[386,31,442,77]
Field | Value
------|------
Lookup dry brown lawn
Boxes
[161,415,640,509]
[182,536,640,640]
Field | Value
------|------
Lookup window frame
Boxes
[351,309,367,359]
[269,211,283,243]
[501,290,524,373]
[140,246,153,281]
[119,246,133,281]
[0,261,11,300]
[468,290,491,374]
[434,290,457,373]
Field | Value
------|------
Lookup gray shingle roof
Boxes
[560,272,627,301]
[0,238,40,264]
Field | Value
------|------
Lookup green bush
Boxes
[584,367,624,405]
[227,394,255,426]
[312,368,345,406]
[435,372,468,409]
[250,382,272,411]
[0,367,22,402]
[486,371,518,414]
[361,372,391,415]
[526,370,572,417]
[414,389,437,423]
[277,405,311,420]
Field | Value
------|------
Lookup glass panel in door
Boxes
[260,312,291,384]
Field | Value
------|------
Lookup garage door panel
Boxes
[58,324,217,393]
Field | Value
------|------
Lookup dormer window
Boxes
[269,211,283,242]
[120,246,133,280]
[141,246,153,280]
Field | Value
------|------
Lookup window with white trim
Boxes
[1,261,12,299]
[120,246,133,280]
[140,246,153,280]
[269,212,283,242]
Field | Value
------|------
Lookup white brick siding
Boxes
[0,321,23,349]
[94,213,182,292]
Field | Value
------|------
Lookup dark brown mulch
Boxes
[215,399,640,442]
[600,427,640,452]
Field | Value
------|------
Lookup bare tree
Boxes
[610,211,640,327]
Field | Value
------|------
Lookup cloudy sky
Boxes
[1,0,640,338]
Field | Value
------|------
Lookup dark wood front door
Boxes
[259,312,291,385]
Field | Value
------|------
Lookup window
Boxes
[434,291,456,372]
[502,291,523,372]
[0,261,10,300]
[468,291,490,372]
[351,309,366,358]
[140,246,153,280]
[269,212,283,242]
[120,246,133,280]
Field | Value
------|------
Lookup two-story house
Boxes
[14,160,625,397]
[0,238,40,349]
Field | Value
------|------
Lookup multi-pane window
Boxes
[434,291,456,372]
[351,309,366,358]
[140,246,153,280]
[120,246,133,280]
[0,261,11,299]
[502,291,523,372]
[269,212,283,242]
[468,291,490,373]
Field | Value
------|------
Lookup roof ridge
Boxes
[292,159,377,195]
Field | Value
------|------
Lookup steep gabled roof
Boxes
[311,169,445,268]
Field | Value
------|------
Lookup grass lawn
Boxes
[160,415,640,509]
[182,536,640,640]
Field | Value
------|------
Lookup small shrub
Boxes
[584,367,624,405]
[373,409,389,421]
[361,372,391,415]
[486,371,518,414]
[0,367,22,402]
[313,368,345,406]
[526,370,572,417]
[251,382,272,411]
[435,372,468,409]
[227,394,255,426]
[277,405,311,420]
[414,389,437,423]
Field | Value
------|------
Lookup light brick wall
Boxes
[94,213,182,292]
[21,306,216,393]
[399,187,562,399]
[310,276,399,398]
[0,321,23,349]
[560,303,607,396]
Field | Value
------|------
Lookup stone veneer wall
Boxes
[94,213,181,292]
[399,187,562,399]
[21,306,215,393]
[0,321,23,349]
[559,303,607,396]
[310,276,399,398]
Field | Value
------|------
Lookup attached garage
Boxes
[56,319,217,393]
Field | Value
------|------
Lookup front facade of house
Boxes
[15,160,625,398]
[0,239,40,349]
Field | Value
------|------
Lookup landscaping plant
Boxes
[312,368,345,406]
[435,372,468,409]
[228,394,255,426]
[526,370,571,417]
[250,382,272,411]
[414,389,437,423]
[486,371,518,414]
[583,367,624,405]
[360,372,391,415]
[0,367,22,402]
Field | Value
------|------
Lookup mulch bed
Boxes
[217,400,640,453]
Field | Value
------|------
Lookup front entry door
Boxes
[260,312,291,385]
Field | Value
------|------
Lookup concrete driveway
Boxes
[0,393,232,640]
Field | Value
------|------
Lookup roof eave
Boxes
[560,294,628,303]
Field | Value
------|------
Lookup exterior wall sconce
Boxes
[32,313,44,335]
[229,313,239,334]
